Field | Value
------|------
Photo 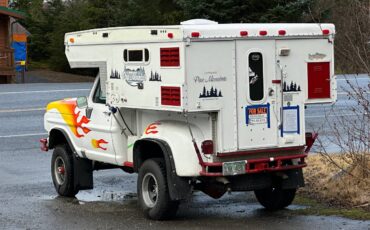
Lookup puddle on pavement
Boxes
[75,190,137,203]
[42,189,137,206]
[44,189,308,219]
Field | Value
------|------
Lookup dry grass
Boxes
[302,154,370,210]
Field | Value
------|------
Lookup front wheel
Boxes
[254,187,296,211]
[51,145,78,197]
[137,158,179,220]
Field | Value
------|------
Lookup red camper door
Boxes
[307,62,330,99]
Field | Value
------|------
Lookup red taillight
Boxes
[259,30,267,36]
[240,31,248,37]
[201,140,214,155]
[167,33,173,39]
[161,86,181,106]
[191,32,200,37]
[40,138,48,151]
[160,47,180,67]
[322,29,330,35]
[278,30,286,36]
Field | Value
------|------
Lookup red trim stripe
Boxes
[217,146,304,158]
[199,154,307,177]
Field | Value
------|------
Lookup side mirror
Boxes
[76,96,88,109]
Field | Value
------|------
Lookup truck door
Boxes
[236,40,279,150]
[83,78,117,164]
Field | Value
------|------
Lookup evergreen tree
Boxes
[15,0,315,73]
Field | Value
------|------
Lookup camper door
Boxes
[236,40,279,149]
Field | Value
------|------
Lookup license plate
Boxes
[222,161,245,176]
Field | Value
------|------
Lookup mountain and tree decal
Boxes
[149,71,162,81]
[110,70,121,79]
[199,86,223,98]
[283,81,301,92]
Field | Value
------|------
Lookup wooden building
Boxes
[0,0,24,83]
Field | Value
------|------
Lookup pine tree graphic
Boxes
[199,86,223,98]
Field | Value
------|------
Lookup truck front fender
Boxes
[48,128,77,155]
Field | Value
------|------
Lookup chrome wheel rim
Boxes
[142,173,158,208]
[54,156,66,185]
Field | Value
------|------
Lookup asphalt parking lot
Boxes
[0,79,369,230]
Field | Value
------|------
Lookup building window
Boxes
[123,49,150,63]
[248,52,264,101]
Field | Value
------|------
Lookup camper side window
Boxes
[248,52,264,101]
[123,49,150,63]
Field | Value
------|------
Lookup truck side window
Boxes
[93,80,106,104]
[248,52,264,101]
[123,49,150,63]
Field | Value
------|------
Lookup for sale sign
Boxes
[245,104,270,127]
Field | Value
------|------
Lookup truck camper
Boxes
[41,19,336,220]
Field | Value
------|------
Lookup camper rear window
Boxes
[123,49,150,63]
[248,52,264,101]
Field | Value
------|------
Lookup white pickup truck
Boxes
[40,19,336,220]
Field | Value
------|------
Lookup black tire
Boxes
[254,187,296,211]
[137,158,179,220]
[51,145,78,197]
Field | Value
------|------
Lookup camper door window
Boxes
[248,52,264,101]
[123,49,150,64]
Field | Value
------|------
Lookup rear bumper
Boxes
[199,132,318,177]
[200,153,307,177]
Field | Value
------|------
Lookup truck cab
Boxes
[41,19,335,220]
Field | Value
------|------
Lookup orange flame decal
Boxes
[46,99,91,138]
[91,139,108,151]
[144,122,161,135]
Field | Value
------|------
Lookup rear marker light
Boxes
[278,30,286,36]
[191,32,200,38]
[167,33,174,39]
[322,29,330,35]
[259,30,267,36]
[201,140,214,155]
[240,31,248,37]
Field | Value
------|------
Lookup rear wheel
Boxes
[137,158,179,220]
[51,145,78,197]
[254,187,296,211]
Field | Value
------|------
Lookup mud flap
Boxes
[167,173,192,200]
[73,157,94,191]
[281,169,305,189]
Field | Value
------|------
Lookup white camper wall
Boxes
[276,39,336,105]
[106,42,186,111]
[185,41,237,152]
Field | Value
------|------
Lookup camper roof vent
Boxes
[181,19,218,25]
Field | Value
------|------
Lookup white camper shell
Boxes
[42,20,336,220]
[64,19,336,155]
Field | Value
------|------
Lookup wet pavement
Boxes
[0,79,369,229]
